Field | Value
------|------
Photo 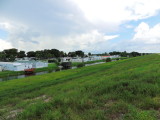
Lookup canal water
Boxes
[0,62,105,82]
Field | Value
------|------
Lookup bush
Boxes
[58,58,61,62]
[48,60,57,63]
[55,61,60,66]
[77,63,85,68]
[48,60,60,65]
[116,58,120,60]
[106,58,111,62]
[55,67,61,71]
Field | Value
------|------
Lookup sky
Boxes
[0,0,160,53]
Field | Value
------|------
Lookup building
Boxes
[61,56,102,63]
[110,55,120,59]
[0,60,48,71]
[0,62,26,71]
[61,57,90,63]
[61,57,72,62]
[15,60,48,69]
[71,57,84,62]
[15,57,36,61]
[90,56,102,61]
[101,56,111,60]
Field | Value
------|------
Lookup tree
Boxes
[63,53,67,57]
[75,50,84,57]
[17,51,26,58]
[0,52,6,61]
[60,51,65,57]
[88,52,91,56]
[120,51,128,57]
[35,51,43,59]
[50,49,60,58]
[3,48,18,61]
[109,51,121,55]
[130,52,141,57]
[68,52,76,57]
[27,51,36,57]
[106,58,111,62]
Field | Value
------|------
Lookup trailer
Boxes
[0,62,26,71]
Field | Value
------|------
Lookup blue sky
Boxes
[0,0,160,53]
[0,29,8,39]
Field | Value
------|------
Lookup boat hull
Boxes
[24,68,35,74]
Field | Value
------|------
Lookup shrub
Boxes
[106,58,111,62]
[77,63,85,68]
[116,58,120,60]
[48,60,57,63]
[55,67,61,71]
[55,61,60,66]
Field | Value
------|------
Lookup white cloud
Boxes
[71,0,160,24]
[0,0,160,53]
[0,18,28,32]
[64,30,119,51]
[133,22,160,44]
[0,38,13,51]
[0,19,118,52]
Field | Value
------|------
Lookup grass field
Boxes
[72,59,105,67]
[0,54,160,120]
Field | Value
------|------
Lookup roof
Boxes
[0,62,23,66]
[101,56,111,57]
[15,60,40,63]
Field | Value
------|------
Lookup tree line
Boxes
[0,48,85,62]
[93,51,151,57]
[0,48,150,62]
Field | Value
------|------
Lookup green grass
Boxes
[35,63,58,72]
[0,54,160,120]
[111,57,128,60]
[0,63,57,78]
[72,59,105,66]
[0,71,24,78]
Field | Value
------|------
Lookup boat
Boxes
[24,68,35,74]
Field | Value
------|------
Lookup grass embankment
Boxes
[0,71,24,78]
[34,63,58,72]
[112,57,128,60]
[0,63,57,78]
[0,54,160,119]
[72,59,105,66]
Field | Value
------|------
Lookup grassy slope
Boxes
[72,60,105,66]
[0,55,160,120]
[0,71,24,78]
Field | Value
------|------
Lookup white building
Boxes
[60,55,120,63]
[15,57,36,61]
[61,57,72,62]
[61,57,88,63]
[15,60,48,69]
[90,56,102,61]
[110,55,120,59]
[61,56,102,63]
[72,57,84,62]
[33,61,48,68]
[0,60,48,71]
[0,62,26,71]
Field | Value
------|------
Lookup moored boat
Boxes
[24,68,35,74]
